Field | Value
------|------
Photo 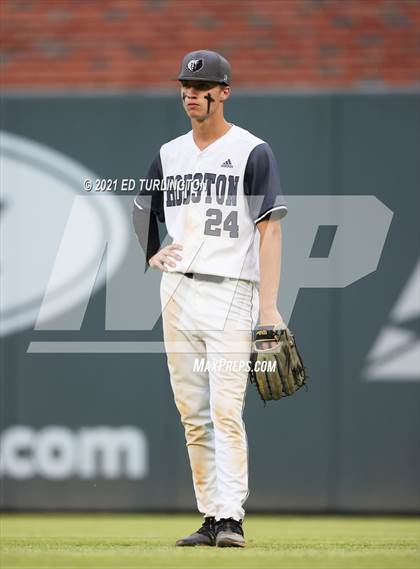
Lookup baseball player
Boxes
[132,50,288,547]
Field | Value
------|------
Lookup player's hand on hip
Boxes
[149,244,183,272]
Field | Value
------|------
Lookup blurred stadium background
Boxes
[0,0,419,522]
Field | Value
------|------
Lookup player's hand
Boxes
[258,307,286,349]
[259,306,286,327]
[149,244,183,272]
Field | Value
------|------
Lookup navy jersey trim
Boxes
[134,152,165,223]
[244,142,288,224]
[254,204,288,224]
[132,152,165,264]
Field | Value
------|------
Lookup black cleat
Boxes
[175,516,216,546]
[215,517,246,547]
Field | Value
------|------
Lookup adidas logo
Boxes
[221,159,233,168]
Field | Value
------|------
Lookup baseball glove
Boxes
[249,325,308,403]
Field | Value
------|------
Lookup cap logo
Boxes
[187,58,203,72]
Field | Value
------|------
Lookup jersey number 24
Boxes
[204,208,239,238]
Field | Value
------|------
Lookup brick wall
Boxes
[1,0,419,90]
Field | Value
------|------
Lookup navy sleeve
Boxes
[244,143,288,223]
[132,153,165,264]
[134,153,165,223]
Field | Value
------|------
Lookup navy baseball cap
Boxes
[176,50,231,85]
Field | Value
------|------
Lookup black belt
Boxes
[183,272,226,283]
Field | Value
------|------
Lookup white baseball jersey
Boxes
[134,124,287,282]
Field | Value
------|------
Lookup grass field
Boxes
[0,514,418,569]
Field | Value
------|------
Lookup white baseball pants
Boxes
[160,271,259,521]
